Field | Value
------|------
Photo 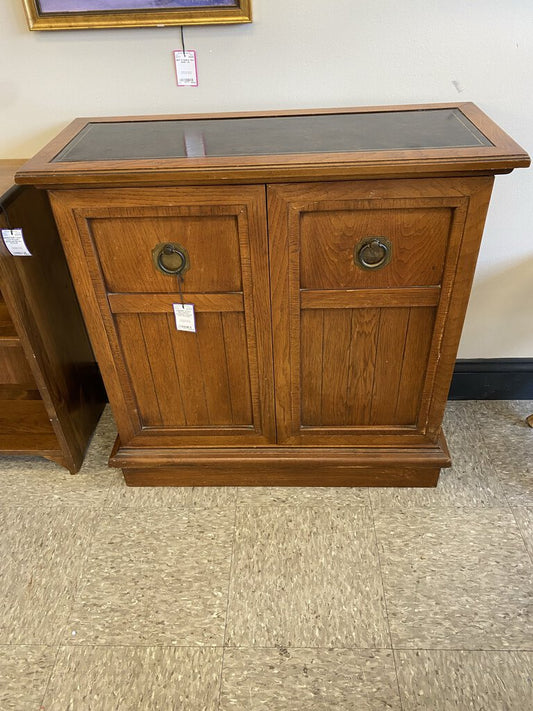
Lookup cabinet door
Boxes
[50,186,275,447]
[268,178,493,446]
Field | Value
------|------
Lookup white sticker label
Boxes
[174,50,199,87]
[173,303,196,332]
[1,228,31,256]
[184,129,206,157]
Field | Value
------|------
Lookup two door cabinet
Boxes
[16,104,529,486]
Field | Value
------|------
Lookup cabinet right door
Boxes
[268,177,493,447]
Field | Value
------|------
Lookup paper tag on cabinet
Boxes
[173,303,196,332]
[1,229,31,256]
[173,50,198,87]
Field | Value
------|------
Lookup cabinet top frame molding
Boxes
[16,103,529,188]
[22,0,252,31]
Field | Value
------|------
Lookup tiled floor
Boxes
[1,401,532,710]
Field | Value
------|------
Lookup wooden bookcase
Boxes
[15,103,530,485]
[0,161,106,473]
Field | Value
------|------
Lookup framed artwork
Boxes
[22,1,252,30]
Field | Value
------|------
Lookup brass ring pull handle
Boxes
[152,243,190,277]
[354,237,392,270]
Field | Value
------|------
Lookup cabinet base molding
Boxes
[121,467,442,488]
[111,436,450,487]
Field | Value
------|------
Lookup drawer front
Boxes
[90,210,243,293]
[300,206,451,289]
[50,185,276,446]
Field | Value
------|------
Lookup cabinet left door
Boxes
[50,185,276,448]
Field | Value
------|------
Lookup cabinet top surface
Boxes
[52,108,490,162]
[15,103,530,187]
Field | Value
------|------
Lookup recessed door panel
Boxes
[117,311,253,430]
[301,306,435,427]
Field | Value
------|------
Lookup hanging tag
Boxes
[173,303,196,333]
[1,228,31,256]
[173,50,199,87]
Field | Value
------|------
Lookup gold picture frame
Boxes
[22,1,252,30]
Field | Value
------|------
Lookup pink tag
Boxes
[173,50,198,87]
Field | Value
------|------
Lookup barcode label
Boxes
[1,228,31,256]
[174,50,198,87]
[173,303,196,332]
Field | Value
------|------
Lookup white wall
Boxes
[1,0,531,358]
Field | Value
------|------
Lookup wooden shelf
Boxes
[0,160,106,472]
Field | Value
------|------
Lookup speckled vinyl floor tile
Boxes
[65,507,234,645]
[0,407,118,506]
[396,649,533,710]
[374,507,532,649]
[220,648,401,710]
[0,455,114,507]
[105,480,237,509]
[0,645,57,711]
[0,504,99,644]
[474,401,533,506]
[225,505,389,648]
[236,486,369,507]
[474,400,533,438]
[513,506,533,559]
[41,645,222,711]
[370,402,508,511]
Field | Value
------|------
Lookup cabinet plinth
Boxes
[16,103,530,486]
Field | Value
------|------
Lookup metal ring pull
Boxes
[354,237,392,270]
[152,243,190,277]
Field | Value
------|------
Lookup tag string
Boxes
[176,273,185,308]
[180,25,186,54]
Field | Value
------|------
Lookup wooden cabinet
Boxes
[15,103,529,486]
[0,161,106,473]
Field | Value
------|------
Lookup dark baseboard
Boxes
[448,359,533,400]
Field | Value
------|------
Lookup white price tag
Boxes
[1,228,31,256]
[173,303,196,333]
[173,50,198,87]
